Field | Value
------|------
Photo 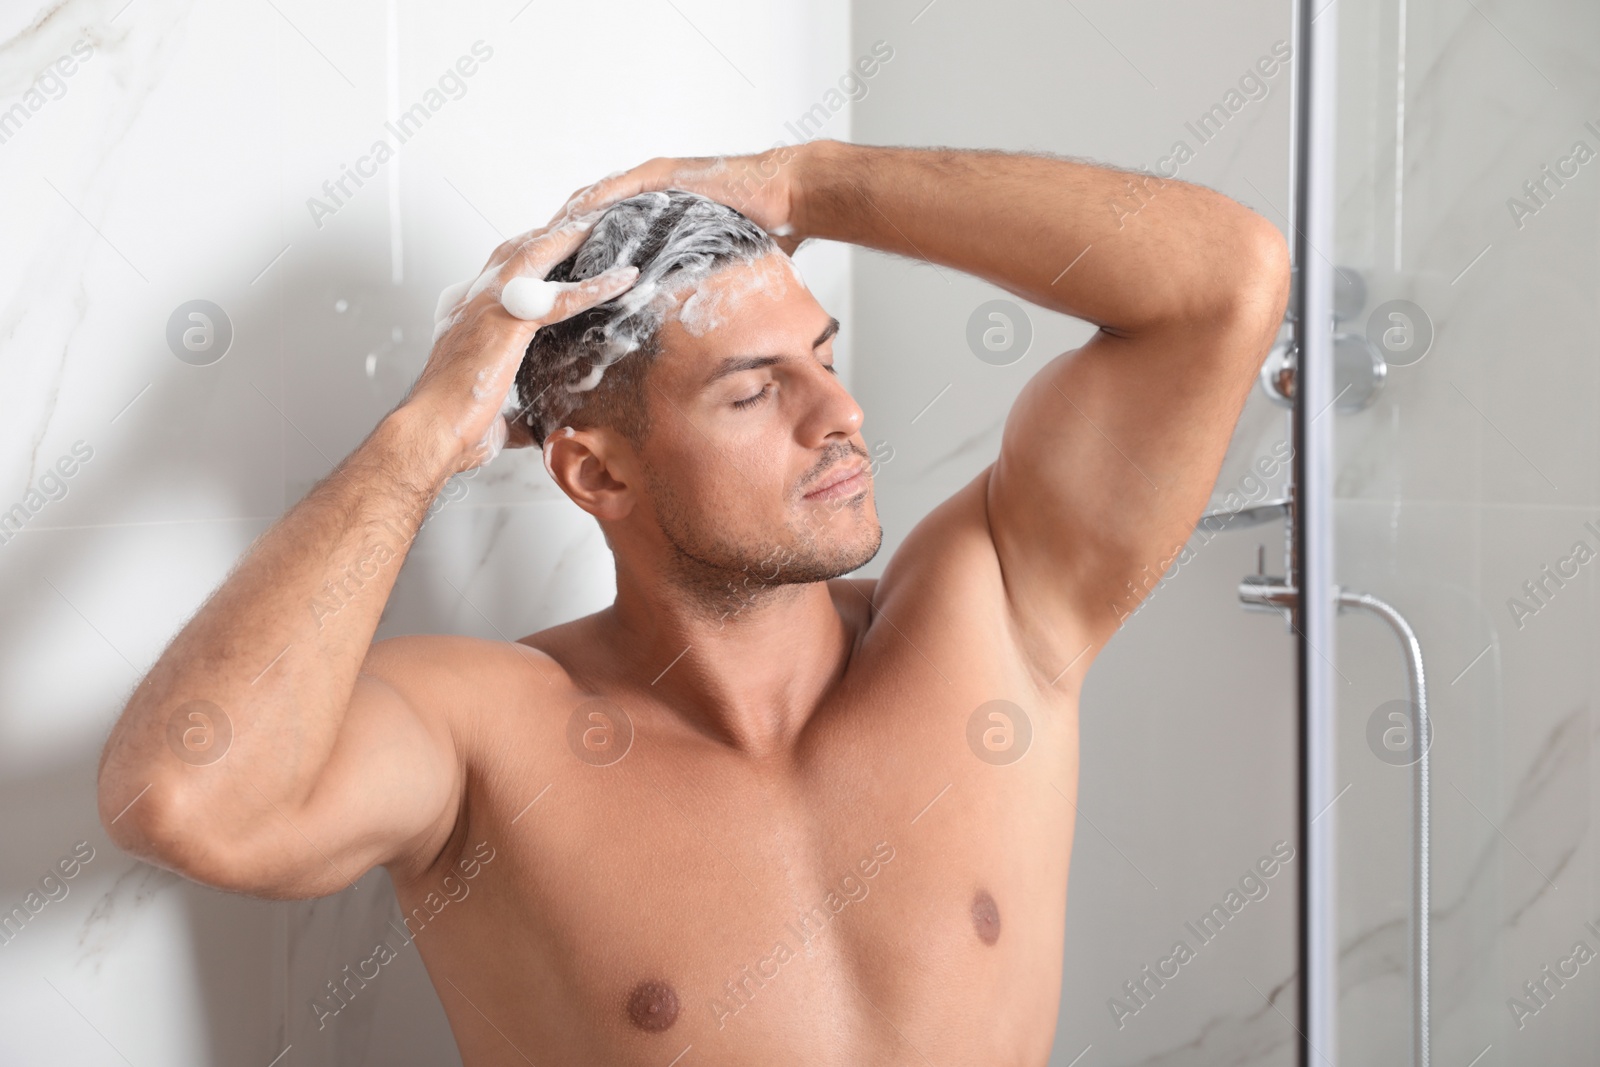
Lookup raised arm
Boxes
[535,140,1287,681]
[793,141,1289,668]
[96,217,638,897]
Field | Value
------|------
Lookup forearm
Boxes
[98,407,453,855]
[794,139,1277,334]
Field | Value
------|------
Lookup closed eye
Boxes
[732,382,773,410]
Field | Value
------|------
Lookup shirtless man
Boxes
[97,140,1288,1066]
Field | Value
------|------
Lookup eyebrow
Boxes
[701,317,841,388]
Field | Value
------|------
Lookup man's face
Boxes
[632,251,882,595]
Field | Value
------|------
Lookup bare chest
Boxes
[396,622,1081,1065]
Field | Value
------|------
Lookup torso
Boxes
[387,470,1087,1066]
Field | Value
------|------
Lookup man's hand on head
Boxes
[409,214,640,472]
[546,144,821,256]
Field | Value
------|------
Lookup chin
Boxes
[831,515,884,576]
[775,508,882,583]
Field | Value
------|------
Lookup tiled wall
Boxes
[5,0,1591,1063]
[1333,0,1600,1062]
[853,0,1599,1065]
[0,1,849,1063]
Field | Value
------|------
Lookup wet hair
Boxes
[514,189,778,448]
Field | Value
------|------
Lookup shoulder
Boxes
[875,463,1005,612]
[362,632,579,885]
[365,633,568,696]
[869,464,1098,695]
[362,632,578,755]
[885,464,1004,582]
[814,469,1002,639]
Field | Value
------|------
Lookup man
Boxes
[98,139,1288,1065]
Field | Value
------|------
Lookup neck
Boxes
[600,556,855,757]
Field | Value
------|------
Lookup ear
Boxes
[541,426,636,520]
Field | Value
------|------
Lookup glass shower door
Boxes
[1331,0,1599,1061]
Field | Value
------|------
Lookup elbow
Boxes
[96,727,190,870]
[97,775,267,895]
[1139,201,1291,348]
[1212,211,1291,352]
[1246,212,1292,324]
[96,747,165,861]
[97,775,194,876]
[96,695,268,893]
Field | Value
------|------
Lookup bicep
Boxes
[225,638,465,898]
[987,312,1278,655]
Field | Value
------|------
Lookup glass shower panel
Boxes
[1333,0,1599,1062]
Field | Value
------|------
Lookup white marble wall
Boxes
[853,0,1600,1065]
[1332,0,1600,1062]
[6,0,1593,1062]
[0,0,849,1063]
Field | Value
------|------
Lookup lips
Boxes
[804,460,870,499]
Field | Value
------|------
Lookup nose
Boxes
[796,360,864,448]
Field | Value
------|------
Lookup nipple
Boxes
[972,889,1001,946]
[625,979,680,1032]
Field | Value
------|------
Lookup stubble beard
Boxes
[648,468,883,621]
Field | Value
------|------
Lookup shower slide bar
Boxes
[1200,503,1432,1067]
